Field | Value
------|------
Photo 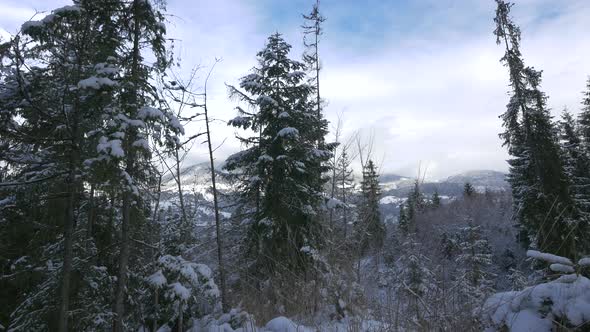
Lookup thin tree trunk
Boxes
[203,62,228,311]
[174,148,187,225]
[342,169,347,238]
[58,173,75,332]
[88,184,95,243]
[153,172,162,224]
[114,190,132,331]
[58,44,85,330]
[314,23,321,118]
[152,290,159,332]
[114,0,141,329]
[178,301,183,332]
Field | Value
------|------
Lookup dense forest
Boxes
[1,0,590,331]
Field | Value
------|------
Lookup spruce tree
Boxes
[463,182,475,197]
[454,223,494,312]
[398,204,410,234]
[399,180,424,234]
[0,1,181,329]
[494,0,573,257]
[225,33,332,275]
[578,77,590,153]
[357,160,385,252]
[432,190,442,208]
[558,109,590,253]
[0,3,122,330]
[395,235,436,321]
[336,149,355,237]
[302,0,325,118]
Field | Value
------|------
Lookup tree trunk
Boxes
[88,184,95,248]
[153,290,159,332]
[57,174,75,332]
[342,171,347,238]
[178,301,183,332]
[174,148,187,225]
[204,86,229,311]
[113,0,141,329]
[114,190,132,331]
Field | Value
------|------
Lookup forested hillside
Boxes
[1,0,590,331]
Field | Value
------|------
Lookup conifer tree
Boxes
[456,223,493,287]
[357,160,385,252]
[454,223,494,313]
[0,3,124,330]
[432,190,442,208]
[398,204,410,234]
[494,0,573,257]
[399,180,424,234]
[336,148,355,237]
[578,77,590,153]
[302,0,325,118]
[395,235,436,321]
[463,182,475,197]
[558,109,590,253]
[225,33,332,275]
[1,1,180,329]
[99,1,177,329]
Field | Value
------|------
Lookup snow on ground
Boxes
[379,195,406,205]
[190,315,386,332]
[483,275,590,331]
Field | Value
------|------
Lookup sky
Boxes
[1,0,590,179]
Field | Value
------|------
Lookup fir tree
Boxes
[0,1,181,329]
[357,160,385,252]
[494,0,573,258]
[302,0,325,118]
[398,204,410,234]
[336,149,355,238]
[463,182,475,197]
[399,180,424,234]
[454,223,494,312]
[0,3,123,330]
[432,190,442,208]
[578,77,590,153]
[558,109,590,253]
[225,33,332,275]
[395,235,436,321]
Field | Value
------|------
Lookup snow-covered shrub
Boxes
[454,223,494,310]
[190,308,255,331]
[483,250,590,331]
[393,236,438,321]
[145,255,219,330]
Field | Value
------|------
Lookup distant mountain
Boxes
[379,169,508,195]
[445,170,508,190]
[159,164,509,224]
[378,170,509,220]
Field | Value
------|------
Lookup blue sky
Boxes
[2,0,590,179]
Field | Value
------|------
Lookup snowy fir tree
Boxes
[0,1,187,330]
[356,159,385,253]
[494,0,574,258]
[394,236,437,322]
[558,109,590,254]
[454,223,494,319]
[225,33,332,276]
[302,0,325,120]
[463,182,475,197]
[431,190,442,208]
[398,179,424,234]
[336,149,355,238]
[578,77,590,155]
